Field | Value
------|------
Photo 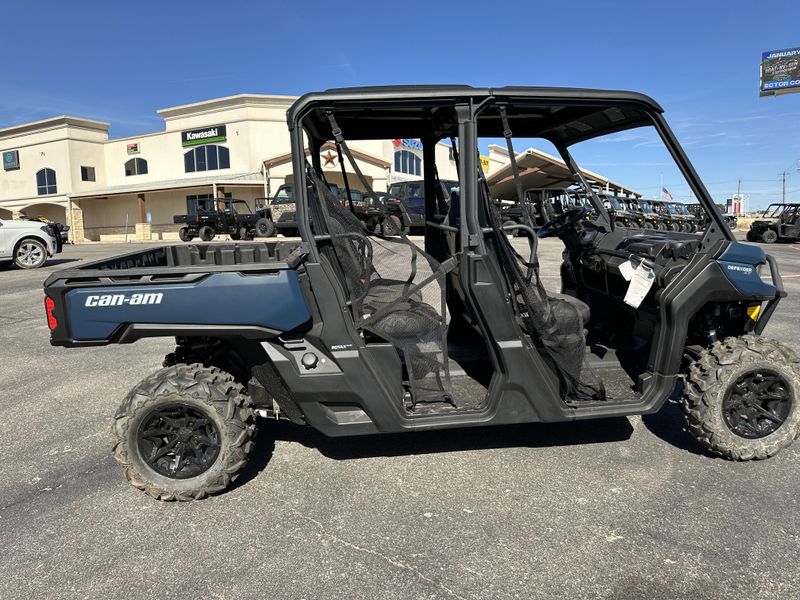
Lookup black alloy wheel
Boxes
[722,370,792,439]
[136,403,221,479]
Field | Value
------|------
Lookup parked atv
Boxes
[174,199,274,242]
[598,194,640,229]
[45,85,798,502]
[747,203,800,243]
[629,198,667,230]
[650,200,684,231]
[267,184,392,237]
[671,202,699,232]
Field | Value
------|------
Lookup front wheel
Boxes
[682,336,800,460]
[381,215,402,236]
[178,227,193,242]
[746,230,758,242]
[254,217,276,238]
[198,226,215,242]
[761,229,778,244]
[112,364,256,501]
[14,238,47,269]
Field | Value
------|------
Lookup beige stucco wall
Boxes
[0,94,473,242]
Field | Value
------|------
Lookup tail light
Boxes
[45,297,58,330]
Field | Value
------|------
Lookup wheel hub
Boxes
[722,369,793,439]
[137,403,221,479]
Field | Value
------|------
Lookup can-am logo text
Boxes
[84,293,163,307]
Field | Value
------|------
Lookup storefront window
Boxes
[185,145,230,173]
[393,150,421,176]
[124,158,148,176]
[36,168,57,195]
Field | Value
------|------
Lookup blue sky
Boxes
[2,0,799,208]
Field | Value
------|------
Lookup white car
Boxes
[0,219,61,269]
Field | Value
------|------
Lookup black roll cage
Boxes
[287,86,733,261]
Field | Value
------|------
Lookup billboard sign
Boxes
[760,47,800,96]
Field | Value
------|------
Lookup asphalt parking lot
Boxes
[1,234,799,600]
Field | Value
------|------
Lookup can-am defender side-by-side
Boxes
[629,198,667,230]
[44,86,798,501]
[747,203,800,243]
[173,198,274,242]
[597,193,640,229]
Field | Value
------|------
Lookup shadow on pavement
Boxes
[44,258,80,267]
[641,399,716,458]
[237,417,634,476]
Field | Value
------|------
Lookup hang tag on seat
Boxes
[624,259,655,308]
[618,259,636,281]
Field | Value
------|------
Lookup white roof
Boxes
[70,172,263,199]
[487,146,640,198]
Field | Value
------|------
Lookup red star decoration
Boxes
[323,151,337,167]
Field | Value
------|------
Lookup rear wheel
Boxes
[682,336,800,460]
[112,364,256,501]
[254,217,276,238]
[178,227,193,242]
[502,220,517,235]
[381,215,402,236]
[761,229,778,244]
[198,226,215,242]
[14,238,47,269]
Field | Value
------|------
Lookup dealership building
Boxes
[0,93,636,242]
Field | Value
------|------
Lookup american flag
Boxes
[661,187,673,201]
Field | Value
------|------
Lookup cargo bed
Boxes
[44,242,311,347]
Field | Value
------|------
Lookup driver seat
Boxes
[550,292,590,326]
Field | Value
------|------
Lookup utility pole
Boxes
[781,171,787,203]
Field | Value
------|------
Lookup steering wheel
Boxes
[537,205,587,238]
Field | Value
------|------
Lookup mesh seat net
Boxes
[480,178,605,402]
[306,166,454,405]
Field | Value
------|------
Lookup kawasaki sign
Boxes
[181,124,227,147]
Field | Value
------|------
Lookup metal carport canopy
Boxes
[486,146,641,200]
